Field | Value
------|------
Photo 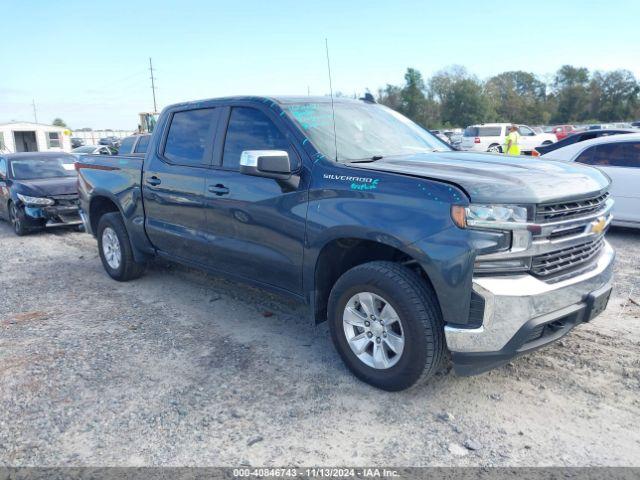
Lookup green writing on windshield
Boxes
[287,104,333,130]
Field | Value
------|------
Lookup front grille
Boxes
[531,237,604,278]
[51,194,79,207]
[536,192,609,223]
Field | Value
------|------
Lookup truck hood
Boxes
[352,151,610,204]
[12,177,78,197]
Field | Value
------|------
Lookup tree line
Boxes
[376,65,640,129]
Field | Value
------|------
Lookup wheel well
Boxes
[89,196,120,234]
[312,238,433,324]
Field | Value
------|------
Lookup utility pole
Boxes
[32,98,38,124]
[149,57,158,113]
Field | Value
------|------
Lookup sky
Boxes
[2,0,639,129]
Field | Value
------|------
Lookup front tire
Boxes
[328,261,446,391]
[9,202,29,236]
[97,212,146,281]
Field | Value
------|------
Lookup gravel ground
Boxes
[0,221,639,467]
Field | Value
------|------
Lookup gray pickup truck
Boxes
[76,96,615,390]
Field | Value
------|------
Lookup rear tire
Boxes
[97,212,146,281]
[328,261,446,391]
[487,144,502,153]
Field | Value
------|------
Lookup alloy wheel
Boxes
[342,291,405,369]
[9,204,20,234]
[101,227,122,270]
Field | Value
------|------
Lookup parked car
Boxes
[448,132,463,150]
[116,134,151,156]
[71,137,85,148]
[631,121,640,128]
[541,133,640,228]
[461,123,556,154]
[532,129,636,156]
[98,136,121,148]
[71,145,118,156]
[76,96,613,391]
[550,125,576,141]
[0,152,82,235]
[587,124,615,131]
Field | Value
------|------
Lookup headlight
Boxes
[451,204,529,228]
[17,193,54,206]
[474,257,531,274]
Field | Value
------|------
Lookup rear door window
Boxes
[602,142,640,167]
[163,108,218,167]
[577,142,640,167]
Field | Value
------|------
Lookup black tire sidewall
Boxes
[328,264,436,391]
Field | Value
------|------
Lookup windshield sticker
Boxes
[287,104,333,130]
[323,173,380,191]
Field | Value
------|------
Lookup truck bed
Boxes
[76,153,151,257]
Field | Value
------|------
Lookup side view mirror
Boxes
[240,150,291,180]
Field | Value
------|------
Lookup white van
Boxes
[461,123,556,154]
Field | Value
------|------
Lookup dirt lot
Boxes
[0,221,639,467]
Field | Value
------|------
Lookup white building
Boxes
[0,122,72,153]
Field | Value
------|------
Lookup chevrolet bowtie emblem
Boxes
[589,216,607,235]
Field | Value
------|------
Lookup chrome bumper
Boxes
[445,240,615,354]
[79,209,92,234]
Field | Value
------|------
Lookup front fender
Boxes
[304,160,479,325]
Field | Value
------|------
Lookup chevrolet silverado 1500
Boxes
[76,96,614,391]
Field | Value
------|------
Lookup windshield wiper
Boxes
[349,155,384,163]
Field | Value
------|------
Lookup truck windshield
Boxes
[10,156,77,180]
[284,101,450,162]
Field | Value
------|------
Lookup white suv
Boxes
[461,123,556,154]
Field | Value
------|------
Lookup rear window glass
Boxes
[118,136,135,154]
[576,142,640,168]
[134,135,150,153]
[465,127,502,137]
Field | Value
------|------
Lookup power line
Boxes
[149,57,158,113]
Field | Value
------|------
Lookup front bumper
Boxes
[445,240,615,375]
[24,205,82,228]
